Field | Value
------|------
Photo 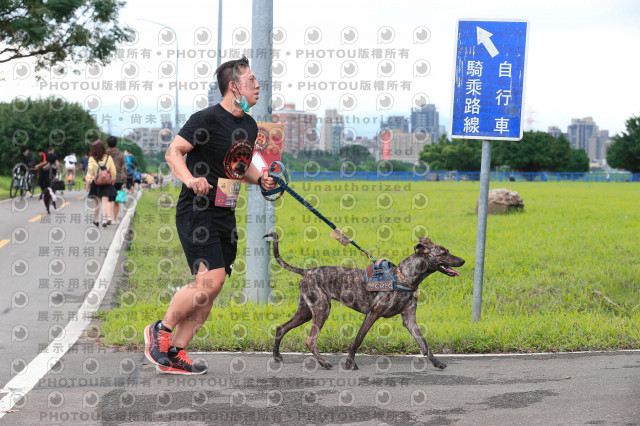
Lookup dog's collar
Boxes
[395,266,414,290]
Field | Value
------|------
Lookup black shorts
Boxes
[176,208,238,276]
[126,177,133,189]
[108,182,124,201]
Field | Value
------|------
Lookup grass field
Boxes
[98,181,640,354]
[0,175,11,200]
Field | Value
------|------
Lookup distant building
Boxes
[342,136,378,160]
[381,115,409,133]
[547,126,564,139]
[588,129,611,161]
[375,131,421,164]
[125,122,174,154]
[566,117,610,161]
[320,109,344,154]
[411,104,440,144]
[271,104,318,155]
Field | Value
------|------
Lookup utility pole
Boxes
[244,0,273,303]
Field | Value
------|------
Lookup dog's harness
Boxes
[364,259,414,293]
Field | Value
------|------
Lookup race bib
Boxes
[215,178,241,208]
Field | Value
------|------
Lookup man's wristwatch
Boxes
[258,176,263,189]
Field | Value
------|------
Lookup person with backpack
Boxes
[124,150,137,194]
[85,139,117,227]
[133,169,142,191]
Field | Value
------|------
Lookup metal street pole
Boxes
[472,139,492,322]
[244,0,273,304]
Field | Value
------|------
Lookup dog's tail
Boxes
[263,232,306,276]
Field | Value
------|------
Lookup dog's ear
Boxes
[418,237,435,247]
[414,237,435,255]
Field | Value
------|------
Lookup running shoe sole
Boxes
[155,364,207,375]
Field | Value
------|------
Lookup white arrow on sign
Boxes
[476,26,499,57]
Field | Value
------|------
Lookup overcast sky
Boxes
[1,0,638,141]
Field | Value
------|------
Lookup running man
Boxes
[143,56,276,375]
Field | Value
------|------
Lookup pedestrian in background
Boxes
[85,140,116,227]
[81,152,89,179]
[63,151,77,191]
[34,147,57,214]
[106,136,127,224]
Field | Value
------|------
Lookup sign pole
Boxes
[449,19,528,322]
[472,139,492,321]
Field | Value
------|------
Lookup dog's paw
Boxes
[273,354,283,363]
[344,358,358,370]
[433,360,447,370]
[320,361,332,370]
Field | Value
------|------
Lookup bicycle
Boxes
[9,165,35,198]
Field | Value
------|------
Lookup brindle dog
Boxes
[264,232,465,371]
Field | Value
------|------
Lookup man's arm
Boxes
[165,135,212,195]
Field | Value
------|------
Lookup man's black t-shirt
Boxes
[46,152,58,173]
[176,104,258,217]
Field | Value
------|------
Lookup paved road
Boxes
[1,190,639,425]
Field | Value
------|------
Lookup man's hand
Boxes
[187,177,213,195]
[259,171,277,191]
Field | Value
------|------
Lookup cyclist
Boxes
[63,151,78,190]
[10,147,36,197]
[11,147,35,174]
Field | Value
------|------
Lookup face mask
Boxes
[235,95,250,113]
[233,83,251,113]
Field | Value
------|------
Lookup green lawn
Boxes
[99,181,640,354]
[0,175,10,200]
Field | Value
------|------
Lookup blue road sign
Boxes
[450,20,529,141]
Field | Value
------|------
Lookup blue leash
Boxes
[261,161,376,262]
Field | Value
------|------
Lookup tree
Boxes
[0,97,146,174]
[492,132,555,172]
[338,144,374,166]
[607,116,640,173]
[419,137,482,171]
[420,131,589,172]
[0,0,133,71]
[566,146,589,173]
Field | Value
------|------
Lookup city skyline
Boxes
[0,0,637,143]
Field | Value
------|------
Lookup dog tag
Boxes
[215,178,241,208]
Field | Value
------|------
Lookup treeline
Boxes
[282,144,416,172]
[420,132,590,172]
[0,97,146,174]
